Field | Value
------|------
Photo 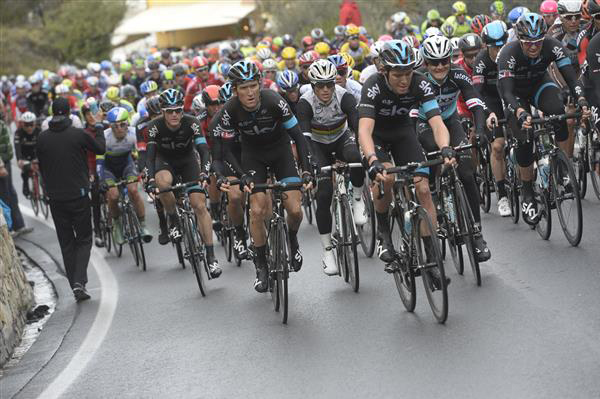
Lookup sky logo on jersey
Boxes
[475,60,486,75]
[378,105,410,116]
[278,99,291,117]
[221,110,231,126]
[419,81,433,97]
[552,46,565,60]
[507,56,516,70]
[367,84,380,100]
[148,125,158,139]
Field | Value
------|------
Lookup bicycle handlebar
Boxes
[529,112,581,125]
[426,144,473,159]
[320,162,363,173]
[158,180,203,194]
[226,179,304,192]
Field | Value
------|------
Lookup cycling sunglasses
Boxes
[23,122,35,127]
[561,13,581,21]
[314,81,335,89]
[521,38,544,48]
[112,121,129,129]
[462,51,479,59]
[164,107,184,114]
[426,57,451,66]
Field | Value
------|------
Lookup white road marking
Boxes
[19,205,119,399]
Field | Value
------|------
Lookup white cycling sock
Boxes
[352,184,363,201]
[320,234,332,250]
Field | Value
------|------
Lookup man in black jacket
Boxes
[37,98,106,302]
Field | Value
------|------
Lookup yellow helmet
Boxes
[314,42,331,56]
[62,78,73,88]
[340,52,355,69]
[452,1,467,15]
[281,46,297,60]
[346,24,360,37]
[106,86,120,102]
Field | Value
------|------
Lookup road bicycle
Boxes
[320,159,363,292]
[23,160,49,219]
[113,180,148,271]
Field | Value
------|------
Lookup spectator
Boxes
[339,0,362,26]
[37,98,106,302]
[0,118,32,237]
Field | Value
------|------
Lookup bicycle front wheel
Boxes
[551,149,583,246]
[455,184,480,286]
[358,182,376,257]
[129,210,147,271]
[390,210,416,312]
[342,196,360,293]
[574,129,588,198]
[184,215,207,296]
[416,207,448,324]
[278,220,290,324]
[534,187,552,241]
[29,176,39,216]
[39,175,49,219]
[477,145,492,213]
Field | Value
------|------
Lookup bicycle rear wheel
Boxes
[267,223,280,311]
[416,207,448,324]
[440,186,463,276]
[302,188,314,225]
[551,150,583,246]
[101,203,113,254]
[506,158,520,224]
[358,182,376,257]
[574,128,588,198]
[175,241,185,268]
[342,196,360,293]
[277,221,290,324]
[390,212,416,312]
[129,210,147,271]
[455,183,480,286]
[477,146,492,213]
[39,175,49,219]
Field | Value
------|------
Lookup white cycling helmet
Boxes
[107,74,121,86]
[256,48,272,61]
[392,11,408,24]
[86,76,99,87]
[424,27,443,40]
[450,37,461,53]
[88,62,101,74]
[307,59,337,84]
[557,0,583,14]
[421,35,453,60]
[191,93,205,114]
[262,58,278,72]
[55,84,69,94]
[20,111,36,123]
[413,47,424,69]
[369,41,384,58]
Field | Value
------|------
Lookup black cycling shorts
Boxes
[155,150,203,193]
[373,124,428,177]
[242,139,300,193]
[484,96,507,140]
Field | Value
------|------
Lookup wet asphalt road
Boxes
[4,167,600,399]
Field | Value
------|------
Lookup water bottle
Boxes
[537,157,550,189]
[403,210,412,234]
[445,194,456,223]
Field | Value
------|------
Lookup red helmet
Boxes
[470,14,492,35]
[251,59,264,73]
[192,56,209,69]
[378,34,393,41]
[301,36,314,48]
[201,85,222,106]
[401,35,420,49]
[540,0,558,14]
[299,50,319,66]
[206,47,219,63]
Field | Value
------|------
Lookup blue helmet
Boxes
[277,70,299,90]
[508,6,530,24]
[219,82,233,102]
[106,107,129,123]
[515,12,547,41]
[100,60,112,71]
[158,88,184,109]
[228,60,261,85]
[481,20,509,46]
[380,40,416,69]
[327,54,348,70]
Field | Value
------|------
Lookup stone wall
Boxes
[0,212,33,367]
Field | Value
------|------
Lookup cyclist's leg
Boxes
[123,159,144,219]
[311,139,338,274]
[534,76,569,154]
[21,162,31,196]
[154,153,176,214]
[337,132,367,224]
[371,136,396,263]
[487,97,508,204]
[208,170,220,224]
[274,141,304,271]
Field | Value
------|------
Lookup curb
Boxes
[1,239,77,399]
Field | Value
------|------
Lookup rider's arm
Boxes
[454,70,486,135]
[550,38,585,100]
[13,130,22,160]
[340,92,359,134]
[295,98,313,134]
[192,120,211,175]
[496,48,521,115]
[145,124,158,179]
[358,117,376,164]
[95,154,106,181]
[274,92,312,172]
[82,122,106,155]
[587,34,600,91]
[429,115,451,149]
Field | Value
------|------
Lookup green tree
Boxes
[0,0,126,75]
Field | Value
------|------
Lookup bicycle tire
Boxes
[390,212,416,312]
[267,222,280,311]
[342,196,360,293]
[551,149,583,247]
[358,182,376,258]
[175,241,185,268]
[331,199,345,279]
[302,189,314,225]
[102,203,113,254]
[39,175,49,219]
[575,129,588,198]
[587,132,600,200]
[416,206,448,324]
[535,187,552,240]
[506,157,520,224]
[477,146,492,213]
[440,184,463,276]
[225,228,233,263]
[129,210,147,271]
[125,209,139,266]
[278,220,290,324]
[29,176,39,216]
[184,215,206,296]
[455,183,481,286]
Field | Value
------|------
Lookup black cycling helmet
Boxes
[515,12,548,40]
[458,33,483,51]
[172,63,187,77]
[228,60,261,85]
[146,95,162,115]
[99,99,115,113]
[219,82,233,102]
[159,88,184,109]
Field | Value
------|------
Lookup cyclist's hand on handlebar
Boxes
[99,181,109,193]
[440,146,457,166]
[486,112,498,130]
[517,110,532,130]
[367,159,385,182]
[301,171,314,191]
[216,175,230,192]
[199,173,210,188]
[578,97,591,120]
[145,179,157,194]
[240,173,254,194]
